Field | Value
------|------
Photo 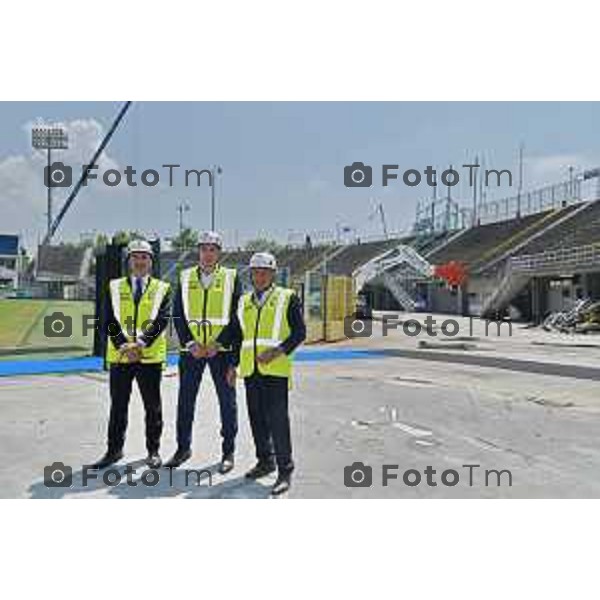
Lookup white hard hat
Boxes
[127,239,154,257]
[249,252,277,270]
[198,231,222,248]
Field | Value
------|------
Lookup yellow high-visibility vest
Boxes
[180,265,236,346]
[238,286,294,378]
[106,277,170,364]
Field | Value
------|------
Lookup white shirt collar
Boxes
[199,264,218,288]
[253,285,274,306]
[131,274,150,289]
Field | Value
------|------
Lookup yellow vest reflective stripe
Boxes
[106,277,170,364]
[238,286,294,378]
[180,265,236,345]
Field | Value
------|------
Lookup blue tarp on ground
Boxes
[0,348,383,377]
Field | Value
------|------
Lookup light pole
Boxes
[568,165,576,202]
[210,165,223,231]
[517,143,524,217]
[177,201,190,234]
[32,125,68,240]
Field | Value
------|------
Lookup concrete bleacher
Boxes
[221,249,254,269]
[472,203,583,273]
[513,199,600,256]
[157,233,452,287]
[326,238,406,275]
[160,246,329,282]
[36,245,90,282]
[416,232,452,256]
[272,246,331,279]
[427,207,578,269]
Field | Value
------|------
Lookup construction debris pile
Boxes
[542,298,600,334]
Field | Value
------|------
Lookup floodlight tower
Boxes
[32,125,68,240]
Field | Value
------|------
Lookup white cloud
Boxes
[0,118,122,249]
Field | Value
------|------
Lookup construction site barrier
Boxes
[299,272,354,343]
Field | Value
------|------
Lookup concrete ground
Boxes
[2,313,600,499]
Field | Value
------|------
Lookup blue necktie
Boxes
[134,277,143,304]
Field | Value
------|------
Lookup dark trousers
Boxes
[176,352,238,456]
[244,373,294,474]
[108,363,163,454]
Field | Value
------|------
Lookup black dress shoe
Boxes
[271,473,291,496]
[245,461,276,480]
[146,452,162,469]
[91,450,123,469]
[218,454,235,475]
[164,449,192,468]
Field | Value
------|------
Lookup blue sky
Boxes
[1,101,600,251]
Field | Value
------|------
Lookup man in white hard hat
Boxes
[166,231,241,472]
[223,251,306,496]
[92,239,171,469]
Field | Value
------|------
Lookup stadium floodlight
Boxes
[31,126,68,150]
[31,125,69,240]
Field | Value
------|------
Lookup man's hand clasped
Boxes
[119,342,143,363]
[256,347,284,365]
[190,342,220,359]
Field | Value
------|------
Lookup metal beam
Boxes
[42,101,133,245]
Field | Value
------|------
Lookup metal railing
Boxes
[476,179,582,225]
[353,244,433,290]
[353,244,434,310]
[382,272,417,310]
[415,175,586,233]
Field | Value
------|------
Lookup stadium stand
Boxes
[471,203,584,273]
[159,249,196,280]
[158,232,454,291]
[0,234,21,290]
[36,245,92,282]
[479,200,600,318]
[325,238,407,275]
[512,199,600,256]
[162,245,332,283]
[35,245,93,299]
[271,246,331,279]
[220,249,255,269]
[415,232,451,255]
[427,207,579,269]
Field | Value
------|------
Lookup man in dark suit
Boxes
[92,239,171,469]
